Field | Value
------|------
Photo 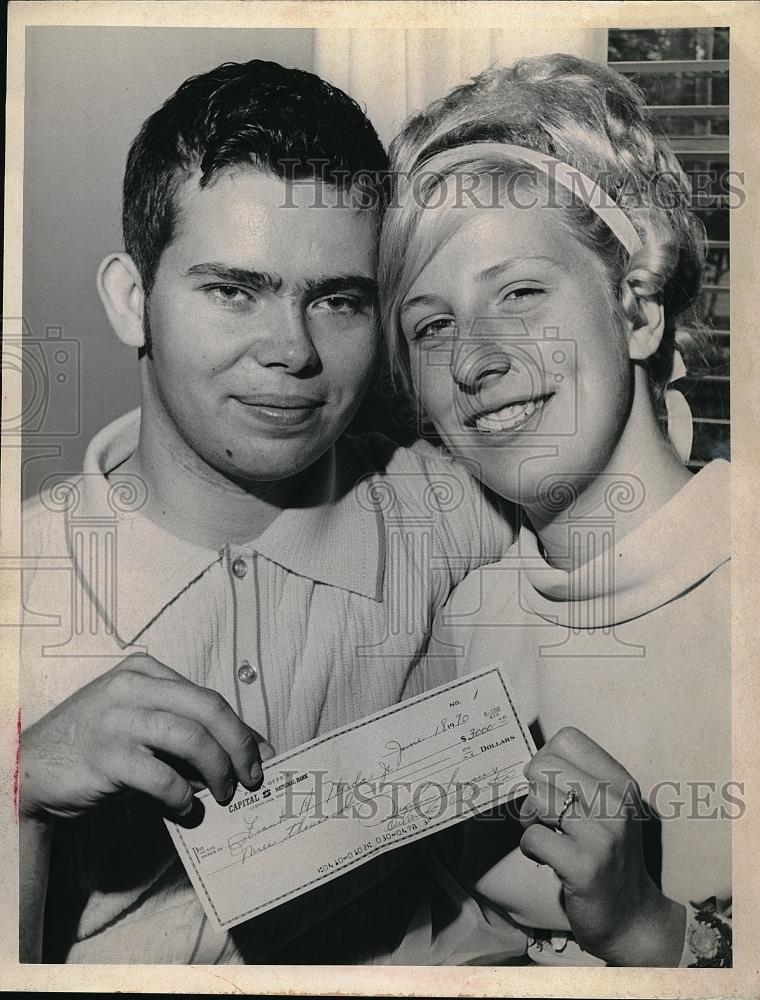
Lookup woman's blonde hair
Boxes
[379,53,708,397]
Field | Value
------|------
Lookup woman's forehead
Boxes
[406,199,582,292]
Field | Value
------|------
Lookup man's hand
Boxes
[519,727,685,966]
[20,653,275,822]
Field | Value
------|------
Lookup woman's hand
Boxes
[520,726,685,966]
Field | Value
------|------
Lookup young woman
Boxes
[379,54,732,967]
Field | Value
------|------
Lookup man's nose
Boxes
[247,302,320,374]
[450,340,512,392]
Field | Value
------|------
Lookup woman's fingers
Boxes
[520,776,582,832]
[523,753,594,825]
[538,727,636,790]
[522,752,641,838]
[520,821,578,877]
[521,803,638,912]
[519,820,613,888]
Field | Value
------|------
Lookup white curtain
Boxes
[314,24,608,148]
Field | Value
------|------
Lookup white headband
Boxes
[415,141,643,254]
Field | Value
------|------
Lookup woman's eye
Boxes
[414,317,456,341]
[502,285,544,302]
[206,285,253,311]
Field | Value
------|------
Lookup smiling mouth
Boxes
[232,394,325,427]
[469,393,552,434]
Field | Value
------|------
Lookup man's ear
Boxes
[97,253,146,349]
[626,292,665,362]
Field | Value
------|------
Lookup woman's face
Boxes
[399,195,634,506]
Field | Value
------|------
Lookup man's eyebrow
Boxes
[183,264,376,300]
[184,263,284,292]
[477,256,563,283]
[303,275,377,300]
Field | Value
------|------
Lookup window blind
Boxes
[608,28,730,469]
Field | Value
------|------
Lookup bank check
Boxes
[165,663,535,932]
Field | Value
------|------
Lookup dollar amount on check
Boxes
[165,664,535,931]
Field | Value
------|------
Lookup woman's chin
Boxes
[443,445,540,505]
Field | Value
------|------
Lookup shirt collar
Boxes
[517,460,730,627]
[72,409,385,645]
[252,437,386,601]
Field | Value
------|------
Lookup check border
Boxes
[168,664,534,930]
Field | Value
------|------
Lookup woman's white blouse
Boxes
[422,460,731,961]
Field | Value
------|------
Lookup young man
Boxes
[19,60,520,965]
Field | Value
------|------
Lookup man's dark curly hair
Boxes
[123,59,389,297]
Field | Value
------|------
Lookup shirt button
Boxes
[232,557,248,579]
[237,660,258,684]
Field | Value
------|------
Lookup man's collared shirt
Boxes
[21,408,522,965]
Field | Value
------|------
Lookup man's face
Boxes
[143,168,379,484]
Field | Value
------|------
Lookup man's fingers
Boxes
[181,688,273,785]
[115,652,184,681]
[104,747,195,816]
[107,669,273,788]
[130,709,242,804]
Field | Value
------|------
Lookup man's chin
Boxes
[212,442,331,490]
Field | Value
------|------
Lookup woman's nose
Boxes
[450,340,512,392]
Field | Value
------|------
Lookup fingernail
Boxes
[220,782,235,804]
[249,761,263,787]
[179,798,194,817]
[260,741,276,762]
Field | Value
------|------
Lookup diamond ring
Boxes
[555,788,578,834]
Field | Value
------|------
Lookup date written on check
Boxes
[165,663,535,932]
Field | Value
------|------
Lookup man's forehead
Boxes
[175,166,379,240]
[170,165,379,269]
[176,163,378,220]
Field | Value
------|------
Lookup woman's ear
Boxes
[626,292,665,362]
[97,253,146,349]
